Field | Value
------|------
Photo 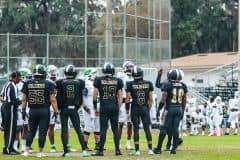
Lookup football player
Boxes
[92,62,123,156]
[82,68,100,151]
[117,61,134,149]
[46,65,58,152]
[155,69,187,154]
[13,68,31,152]
[21,64,59,157]
[126,66,154,155]
[56,64,89,157]
[211,96,223,136]
[225,92,240,135]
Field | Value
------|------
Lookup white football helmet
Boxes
[47,65,58,80]
[122,61,135,76]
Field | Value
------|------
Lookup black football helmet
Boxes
[167,69,180,81]
[33,64,46,79]
[102,62,115,76]
[132,66,143,80]
[64,64,77,78]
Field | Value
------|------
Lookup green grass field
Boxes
[0,129,240,160]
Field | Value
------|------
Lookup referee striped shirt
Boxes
[0,80,18,103]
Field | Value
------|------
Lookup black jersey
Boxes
[94,76,123,106]
[56,78,85,107]
[126,80,154,108]
[22,79,55,108]
[162,81,188,107]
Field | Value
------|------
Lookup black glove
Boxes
[52,112,58,120]
[22,109,27,120]
[13,98,22,106]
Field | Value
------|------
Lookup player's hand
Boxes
[94,109,99,116]
[52,112,58,120]
[158,69,163,76]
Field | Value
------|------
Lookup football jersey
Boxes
[94,76,123,106]
[162,81,188,108]
[22,79,55,108]
[126,80,154,108]
[16,80,24,100]
[84,79,94,109]
[56,79,85,107]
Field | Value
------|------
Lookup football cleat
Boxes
[153,148,162,154]
[62,152,70,157]
[148,149,154,155]
[133,150,140,156]
[115,150,122,156]
[82,150,90,157]
[22,151,29,157]
[91,150,104,156]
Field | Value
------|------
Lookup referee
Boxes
[0,71,21,155]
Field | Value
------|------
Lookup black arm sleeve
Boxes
[155,73,162,88]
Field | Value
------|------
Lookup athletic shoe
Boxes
[91,150,104,156]
[50,146,57,153]
[22,151,29,157]
[224,133,229,135]
[153,148,162,154]
[82,150,90,157]
[148,149,154,155]
[170,149,176,154]
[36,152,47,157]
[133,150,140,156]
[62,152,70,157]
[115,150,122,156]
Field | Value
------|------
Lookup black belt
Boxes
[230,109,238,112]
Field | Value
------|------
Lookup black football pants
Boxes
[165,106,182,150]
[26,107,50,149]
[131,106,152,143]
[60,107,86,153]
[99,105,120,152]
[1,102,17,153]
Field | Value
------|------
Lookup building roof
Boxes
[171,52,240,70]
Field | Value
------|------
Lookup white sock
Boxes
[13,140,18,150]
[235,128,238,134]
[22,139,26,151]
[226,128,230,133]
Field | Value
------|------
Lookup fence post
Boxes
[46,33,49,66]
[7,32,10,74]
[98,43,101,66]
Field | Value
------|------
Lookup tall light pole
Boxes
[106,0,113,62]
[238,0,240,91]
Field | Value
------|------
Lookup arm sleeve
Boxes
[126,81,131,92]
[21,81,28,95]
[149,82,154,92]
[117,79,124,90]
[155,73,162,88]
[48,81,56,95]
[93,77,100,89]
